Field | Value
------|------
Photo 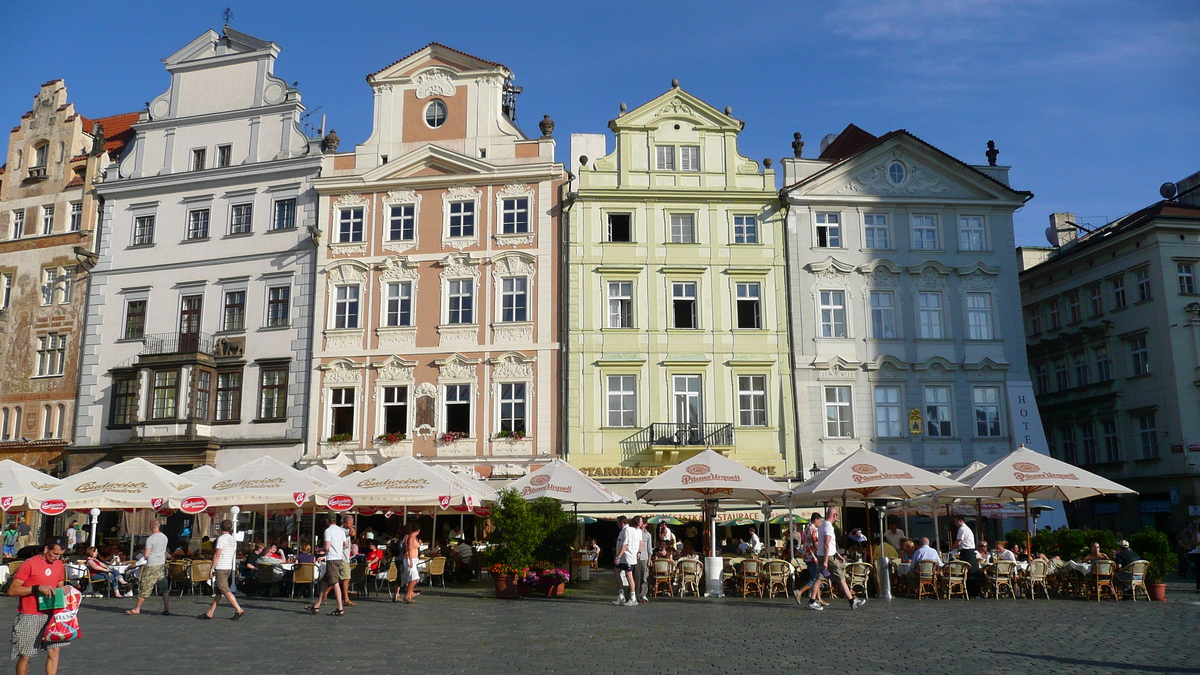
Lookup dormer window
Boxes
[425,100,448,128]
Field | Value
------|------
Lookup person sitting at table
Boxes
[295,543,316,565]
[85,546,129,598]
[1077,542,1109,563]
[898,539,916,563]
[679,541,699,560]
[735,538,751,555]
[993,541,1016,563]
[905,537,943,588]
[872,533,898,562]
[977,540,990,563]
[259,543,285,563]
[652,540,675,562]
[1010,543,1031,562]
[1113,539,1141,592]
[584,538,601,559]
[848,528,867,546]
[363,541,384,573]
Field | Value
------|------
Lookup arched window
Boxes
[42,405,52,439]
[0,409,8,441]
[32,143,49,168]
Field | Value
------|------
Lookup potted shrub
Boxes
[1129,528,1173,601]
[486,488,577,599]
[538,567,570,596]
[489,563,522,599]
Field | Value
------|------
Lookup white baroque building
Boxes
[72,27,322,471]
[781,126,1043,476]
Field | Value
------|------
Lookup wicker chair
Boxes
[1025,559,1051,600]
[1119,560,1150,602]
[1089,559,1118,601]
[349,562,371,598]
[166,561,190,596]
[188,561,211,597]
[721,558,738,593]
[762,560,793,599]
[291,562,317,599]
[651,559,674,597]
[985,561,1017,599]
[942,560,970,600]
[914,560,940,600]
[677,559,704,597]
[256,562,281,597]
[845,562,872,599]
[736,559,762,598]
[425,557,447,589]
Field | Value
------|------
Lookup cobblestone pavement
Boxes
[9,574,1196,674]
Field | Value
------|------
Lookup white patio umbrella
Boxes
[964,445,1136,552]
[636,449,785,596]
[0,459,63,511]
[179,465,223,483]
[301,465,343,486]
[505,458,630,548]
[315,456,480,510]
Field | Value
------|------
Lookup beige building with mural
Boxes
[0,80,134,471]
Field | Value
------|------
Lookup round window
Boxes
[888,161,906,184]
[425,100,448,128]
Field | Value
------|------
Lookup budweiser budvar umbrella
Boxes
[505,459,627,504]
[301,465,343,487]
[0,459,63,512]
[179,465,223,483]
[35,457,194,513]
[168,456,322,513]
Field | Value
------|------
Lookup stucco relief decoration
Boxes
[656,98,693,117]
[446,185,480,201]
[377,329,416,348]
[491,254,535,280]
[379,256,419,281]
[372,84,394,94]
[492,354,534,380]
[415,69,456,99]
[836,151,960,197]
[324,361,361,384]
[383,189,420,206]
[912,267,947,290]
[867,266,897,288]
[493,325,533,342]
[334,194,369,210]
[326,332,362,350]
[498,183,535,199]
[438,356,476,381]
[437,252,481,280]
[327,263,367,284]
[376,358,415,382]
[807,259,854,286]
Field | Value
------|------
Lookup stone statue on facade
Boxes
[90,123,106,156]
[539,114,554,138]
[322,129,341,153]
[792,132,804,158]
[986,140,999,166]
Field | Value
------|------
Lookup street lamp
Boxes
[809,463,823,479]
[88,508,100,548]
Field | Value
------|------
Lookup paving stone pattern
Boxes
[10,575,1197,674]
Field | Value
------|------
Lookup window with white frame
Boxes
[1128,335,1149,375]
[222,290,246,331]
[272,198,296,230]
[679,146,700,172]
[501,277,528,322]
[1101,418,1120,462]
[874,386,902,438]
[918,292,944,339]
[425,100,448,128]
[216,144,232,168]
[1067,291,1082,323]
[382,386,409,435]
[151,370,179,419]
[69,202,82,232]
[32,144,47,168]
[924,386,952,437]
[384,281,412,327]
[266,286,290,327]
[1136,413,1158,459]
[1178,263,1196,294]
[11,211,24,239]
[216,370,241,421]
[654,145,675,171]
[607,213,632,242]
[333,285,360,329]
[819,290,847,338]
[735,282,761,329]
[608,281,633,328]
[669,214,696,244]
[1,274,10,310]
[41,269,55,305]
[42,405,53,439]
[733,215,758,244]
[1088,286,1103,316]
[501,197,529,234]
[972,386,1002,437]
[1111,277,1126,308]
[36,334,66,376]
[606,375,637,428]
[1094,347,1111,381]
[870,290,896,339]
[191,148,206,171]
[187,209,210,240]
[864,213,889,249]
[1080,422,1098,464]
[0,409,8,440]
[1135,269,1151,302]
[337,207,363,243]
[230,204,253,235]
[672,282,697,329]
[447,279,474,324]
[386,204,415,241]
[958,215,986,251]
[329,387,355,437]
[133,215,155,246]
[41,206,54,235]
[59,266,74,304]
[824,386,853,438]
[498,382,527,436]
[448,201,475,237]
[737,375,767,427]
[444,384,471,434]
[815,213,841,248]
[912,215,938,250]
[965,293,994,340]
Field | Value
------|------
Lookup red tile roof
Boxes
[817,123,877,161]
[41,79,63,87]
[367,42,506,81]
[80,111,140,156]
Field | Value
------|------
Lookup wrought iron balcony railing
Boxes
[620,422,733,458]
[140,332,216,356]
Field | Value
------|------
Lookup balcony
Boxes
[141,332,217,356]
[621,422,734,461]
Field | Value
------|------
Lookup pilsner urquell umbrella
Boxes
[506,458,628,544]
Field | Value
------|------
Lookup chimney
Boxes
[819,133,840,154]
[1048,212,1077,247]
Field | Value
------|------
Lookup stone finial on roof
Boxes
[322,129,340,153]
[671,78,679,89]
[792,132,804,158]
[539,114,554,138]
[986,140,999,166]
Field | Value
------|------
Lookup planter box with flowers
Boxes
[487,488,577,599]
[490,429,532,456]
[321,433,355,455]
[374,432,413,458]
[436,431,474,458]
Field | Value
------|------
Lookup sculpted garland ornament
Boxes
[414,69,456,99]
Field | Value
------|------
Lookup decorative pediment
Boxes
[322,359,363,383]
[955,262,1000,277]
[914,356,959,374]
[362,144,493,182]
[367,43,509,84]
[834,149,971,198]
[497,183,535,198]
[962,357,1010,372]
[908,261,952,290]
[858,260,903,275]
[382,189,420,205]
[446,185,481,201]
[435,353,480,380]
[859,260,902,287]
[811,355,863,374]
[491,251,536,277]
[864,355,911,372]
[609,87,744,132]
[372,356,418,382]
[906,260,953,276]
[325,260,370,284]
[414,68,457,99]
[378,256,420,280]
[490,352,535,379]
[436,252,480,278]
[807,257,856,283]
[334,194,369,209]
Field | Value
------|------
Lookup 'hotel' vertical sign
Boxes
[1006,381,1050,453]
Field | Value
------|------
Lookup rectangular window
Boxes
[330,387,355,437]
[672,282,697,329]
[864,213,889,249]
[669,214,696,244]
[69,203,82,232]
[874,386,902,438]
[499,382,527,435]
[972,386,1002,437]
[918,292,944,339]
[679,146,700,172]
[735,282,761,329]
[124,300,146,340]
[216,370,242,422]
[133,215,155,246]
[606,375,637,428]
[1137,413,1158,459]
[151,370,179,419]
[216,144,231,168]
[607,214,632,242]
[654,145,675,171]
[1028,307,1042,335]
[444,384,471,434]
[59,267,73,305]
[42,405,52,440]
[273,198,296,230]
[1179,264,1196,294]
[1135,269,1151,302]
[966,293,994,340]
[110,373,139,426]
[447,279,474,324]
[819,290,847,338]
[194,370,212,421]
[1128,336,1149,375]
[384,282,412,327]
[815,213,841,248]
[733,215,758,244]
[1073,353,1090,387]
[958,215,986,251]
[223,291,246,332]
[266,287,290,327]
[259,366,288,420]
[382,386,409,434]
[187,209,210,240]
[338,207,363,243]
[912,215,938,250]
[1033,362,1049,395]
[1111,277,1126,308]
[334,285,360,329]
[11,211,25,239]
[1067,291,1082,323]
[1080,423,1098,464]
[501,277,528,323]
[41,206,54,235]
[1089,286,1103,316]
[924,386,953,437]
[1053,358,1069,391]
[191,148,206,171]
[1058,426,1077,464]
[41,268,55,305]
[737,375,767,427]
[448,201,475,237]
[1048,300,1060,329]
[1101,418,1120,462]
[1,274,10,310]
[1094,347,1111,382]
[870,290,896,339]
[501,198,529,234]
[608,281,633,328]
[824,386,853,438]
[36,334,66,377]
[230,204,253,235]
[388,204,415,241]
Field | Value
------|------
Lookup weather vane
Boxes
[223,7,233,25]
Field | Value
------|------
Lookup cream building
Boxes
[565,83,796,480]
[309,44,564,477]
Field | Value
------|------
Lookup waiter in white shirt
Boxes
[951,515,978,571]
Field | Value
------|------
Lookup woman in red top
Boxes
[363,541,384,573]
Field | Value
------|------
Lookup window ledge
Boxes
[251,418,287,424]
[181,237,211,244]
[731,327,767,332]
[1133,298,1153,306]
[264,226,298,234]
[964,339,1004,344]
[601,327,638,332]
[909,248,946,253]
[1127,373,1152,380]
[957,249,993,255]
[126,244,156,250]
[211,419,241,426]
[913,338,954,343]
[860,248,895,253]
[494,231,533,240]
[663,242,700,246]
[115,337,145,344]
[602,240,638,245]
[30,374,64,380]
[223,231,254,239]
[1111,305,1129,312]
[214,329,247,336]
[810,247,849,252]
[729,242,763,246]
[257,324,291,332]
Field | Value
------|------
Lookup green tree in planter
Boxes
[1129,528,1173,584]
[530,498,577,567]
[488,489,578,570]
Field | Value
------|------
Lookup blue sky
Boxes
[2,1,1196,245]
